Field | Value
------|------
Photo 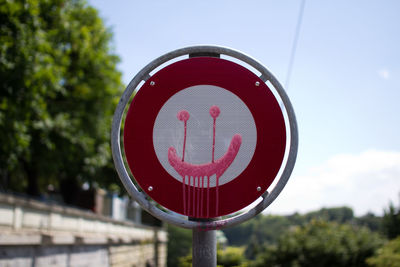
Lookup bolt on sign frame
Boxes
[111,45,298,230]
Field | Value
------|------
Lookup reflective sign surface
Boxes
[124,57,286,218]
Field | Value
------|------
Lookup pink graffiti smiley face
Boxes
[168,105,242,217]
[153,85,257,217]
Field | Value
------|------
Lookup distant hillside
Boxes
[223,207,382,247]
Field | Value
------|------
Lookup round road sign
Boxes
[123,56,286,218]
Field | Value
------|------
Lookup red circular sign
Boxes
[124,57,286,218]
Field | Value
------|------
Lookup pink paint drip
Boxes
[210,105,220,163]
[200,176,204,217]
[177,110,189,162]
[193,176,196,217]
[182,176,186,214]
[197,177,200,217]
[207,176,210,217]
[169,106,242,218]
[188,176,191,215]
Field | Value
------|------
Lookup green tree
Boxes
[356,212,383,233]
[167,224,192,267]
[245,235,262,260]
[217,246,248,267]
[223,217,255,246]
[382,201,400,239]
[224,214,293,249]
[224,207,357,252]
[178,246,248,267]
[0,0,123,201]
[304,206,354,224]
[252,220,383,267]
[367,236,400,267]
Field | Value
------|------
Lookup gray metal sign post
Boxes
[193,228,216,266]
[111,46,298,266]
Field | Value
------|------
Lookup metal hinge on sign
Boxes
[189,52,220,58]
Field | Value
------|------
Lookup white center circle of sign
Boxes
[153,85,257,187]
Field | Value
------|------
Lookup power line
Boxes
[285,0,306,90]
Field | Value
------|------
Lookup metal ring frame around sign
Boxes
[111,45,298,230]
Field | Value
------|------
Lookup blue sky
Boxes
[89,0,400,216]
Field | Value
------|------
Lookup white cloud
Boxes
[267,150,400,216]
[378,69,390,80]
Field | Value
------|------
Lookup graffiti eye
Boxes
[209,105,220,119]
[177,110,190,122]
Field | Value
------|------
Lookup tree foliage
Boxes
[224,214,292,248]
[0,0,123,201]
[252,220,383,267]
[224,206,360,254]
[217,246,248,267]
[382,201,400,239]
[367,236,400,267]
[355,212,383,233]
[167,224,192,267]
[171,207,387,267]
[303,206,354,224]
